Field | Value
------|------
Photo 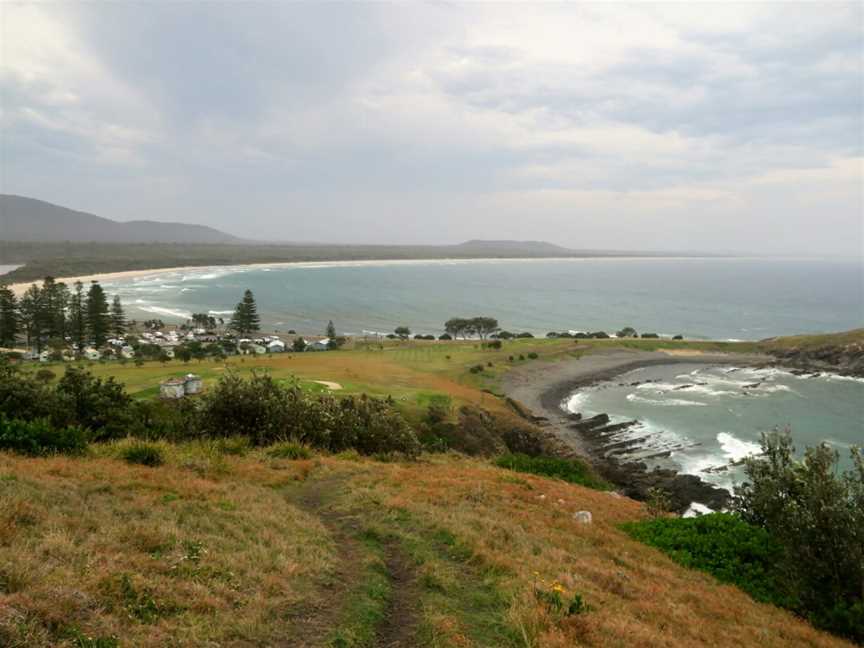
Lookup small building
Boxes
[160,378,186,399]
[307,338,331,352]
[84,348,101,361]
[184,374,203,395]
[267,339,286,353]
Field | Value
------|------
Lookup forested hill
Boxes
[0,195,241,244]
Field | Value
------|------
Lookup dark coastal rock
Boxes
[569,413,610,432]
[768,342,864,377]
[598,458,730,512]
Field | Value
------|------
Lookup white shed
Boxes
[184,374,203,395]
[160,378,186,399]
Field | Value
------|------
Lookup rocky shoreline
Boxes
[503,349,772,513]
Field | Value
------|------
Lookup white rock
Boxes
[573,510,592,524]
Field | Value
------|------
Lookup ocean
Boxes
[566,364,864,491]
[103,257,863,340]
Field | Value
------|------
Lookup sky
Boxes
[2,2,863,256]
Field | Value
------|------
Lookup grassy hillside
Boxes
[0,444,850,647]
[3,336,857,646]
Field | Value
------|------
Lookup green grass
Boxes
[495,453,611,491]
[328,530,393,648]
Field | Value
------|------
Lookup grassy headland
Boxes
[2,334,861,646]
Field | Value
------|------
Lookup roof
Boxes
[161,378,186,386]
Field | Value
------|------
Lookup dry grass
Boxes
[0,446,853,647]
[0,447,334,646]
[328,455,852,648]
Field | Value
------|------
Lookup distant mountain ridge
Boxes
[455,239,573,253]
[0,195,241,244]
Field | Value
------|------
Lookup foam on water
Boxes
[626,394,707,407]
[717,432,762,462]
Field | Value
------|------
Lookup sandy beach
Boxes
[5,266,198,297]
[501,347,771,456]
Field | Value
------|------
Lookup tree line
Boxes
[0,278,125,352]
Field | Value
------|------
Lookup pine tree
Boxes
[0,285,18,348]
[18,284,41,350]
[40,277,69,344]
[86,282,111,347]
[68,281,87,353]
[229,289,260,335]
[110,295,126,337]
[326,320,336,339]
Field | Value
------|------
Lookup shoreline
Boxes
[501,348,772,511]
[2,254,777,298]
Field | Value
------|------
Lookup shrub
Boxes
[621,513,785,605]
[438,333,452,340]
[516,332,534,338]
[53,367,132,441]
[484,340,502,349]
[122,442,164,467]
[267,441,312,460]
[495,453,609,490]
[0,415,88,456]
[527,352,538,359]
[734,430,864,641]
[35,368,56,384]
[469,364,484,374]
[197,372,420,457]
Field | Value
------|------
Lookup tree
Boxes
[86,282,111,347]
[734,429,864,641]
[68,282,87,354]
[110,295,126,337]
[229,289,260,336]
[18,284,41,350]
[394,326,411,340]
[445,317,469,339]
[617,326,638,338]
[326,320,337,339]
[292,337,307,352]
[40,277,69,344]
[470,317,499,340]
[0,286,18,348]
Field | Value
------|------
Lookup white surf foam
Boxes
[626,394,707,407]
[135,305,192,320]
[717,432,761,462]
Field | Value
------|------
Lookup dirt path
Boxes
[376,543,421,648]
[288,472,421,648]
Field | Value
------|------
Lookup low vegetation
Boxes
[624,430,864,643]
[495,453,610,491]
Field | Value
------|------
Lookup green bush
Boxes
[495,453,609,490]
[621,513,786,605]
[734,430,864,642]
[267,441,312,460]
[0,414,88,456]
[197,372,420,457]
[122,442,164,467]
[527,352,538,359]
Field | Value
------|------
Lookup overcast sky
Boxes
[2,2,862,256]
